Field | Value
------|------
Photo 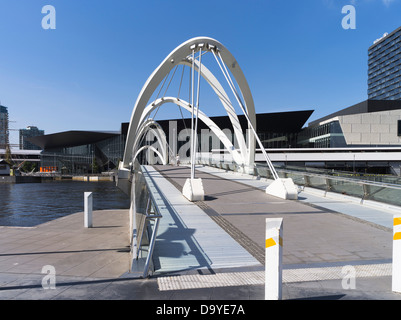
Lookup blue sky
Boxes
[0,0,400,147]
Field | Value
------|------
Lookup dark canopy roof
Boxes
[157,110,314,134]
[27,110,313,150]
[27,131,119,150]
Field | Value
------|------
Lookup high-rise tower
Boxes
[368,26,401,100]
[0,105,9,149]
[19,126,45,150]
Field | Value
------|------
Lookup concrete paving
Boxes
[0,209,133,299]
[158,165,393,266]
[1,165,401,300]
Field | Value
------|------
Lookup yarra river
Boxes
[0,181,130,227]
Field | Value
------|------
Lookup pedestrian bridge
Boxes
[118,36,298,203]
[115,37,400,283]
[124,162,397,282]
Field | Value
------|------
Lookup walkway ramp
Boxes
[151,164,393,270]
[142,166,261,274]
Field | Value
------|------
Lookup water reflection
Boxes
[0,181,130,227]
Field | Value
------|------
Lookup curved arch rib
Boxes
[119,36,298,201]
[131,56,249,167]
[123,37,257,170]
[136,97,243,165]
[132,119,168,165]
[179,59,249,167]
[133,145,167,165]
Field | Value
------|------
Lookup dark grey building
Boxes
[368,26,401,100]
[19,126,45,150]
[0,105,9,149]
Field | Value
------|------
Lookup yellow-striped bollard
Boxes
[265,218,283,300]
[392,214,401,293]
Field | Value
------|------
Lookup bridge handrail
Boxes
[196,156,401,208]
[277,168,401,190]
[131,160,165,278]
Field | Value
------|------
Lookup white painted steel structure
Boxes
[119,37,297,200]
[122,37,257,171]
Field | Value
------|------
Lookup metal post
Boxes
[143,217,161,278]
[325,178,331,192]
[392,214,401,293]
[84,192,93,228]
[190,46,195,180]
[304,175,310,187]
[265,218,283,300]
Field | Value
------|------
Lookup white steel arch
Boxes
[133,145,167,166]
[133,119,168,165]
[118,37,298,200]
[138,97,243,164]
[122,36,256,170]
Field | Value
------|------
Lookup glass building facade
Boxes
[297,121,347,148]
[27,124,129,174]
[40,134,126,174]
[368,26,401,100]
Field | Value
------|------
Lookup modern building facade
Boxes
[302,100,401,148]
[28,124,128,174]
[19,126,45,150]
[368,26,401,100]
[24,102,401,175]
[0,105,9,150]
[294,99,401,173]
[27,112,313,174]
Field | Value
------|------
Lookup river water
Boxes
[0,181,130,227]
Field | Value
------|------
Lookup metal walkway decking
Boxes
[142,165,261,274]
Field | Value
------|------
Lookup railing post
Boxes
[325,178,332,192]
[143,217,161,278]
[304,175,310,187]
[84,192,93,228]
[392,214,401,293]
[265,218,283,300]
[362,184,370,201]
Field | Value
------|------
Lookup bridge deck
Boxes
[148,164,393,275]
[142,165,261,274]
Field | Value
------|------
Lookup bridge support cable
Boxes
[190,48,195,179]
[192,45,203,180]
[211,48,279,181]
[183,44,205,201]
